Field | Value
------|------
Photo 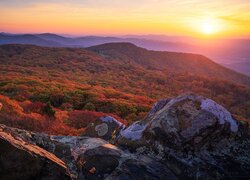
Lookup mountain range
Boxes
[1,32,249,76]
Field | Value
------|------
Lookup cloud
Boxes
[0,0,144,8]
[219,15,250,25]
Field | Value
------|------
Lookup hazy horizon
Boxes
[1,0,250,38]
[1,32,250,40]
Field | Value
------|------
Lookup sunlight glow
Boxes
[202,22,215,34]
[0,1,249,37]
[191,17,223,36]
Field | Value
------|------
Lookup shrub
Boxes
[43,102,55,117]
[83,102,96,111]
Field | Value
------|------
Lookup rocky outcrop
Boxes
[117,94,250,178]
[0,94,249,179]
[0,124,115,179]
[118,94,240,150]
[0,125,72,180]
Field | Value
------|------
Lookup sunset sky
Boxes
[0,0,250,37]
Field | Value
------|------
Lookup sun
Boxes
[200,18,221,35]
[202,22,215,34]
[191,17,222,36]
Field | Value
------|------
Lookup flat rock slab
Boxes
[0,128,71,180]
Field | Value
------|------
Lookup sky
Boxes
[0,0,250,37]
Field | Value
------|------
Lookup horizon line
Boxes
[1,31,250,40]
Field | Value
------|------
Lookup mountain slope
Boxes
[88,42,250,86]
[0,44,249,132]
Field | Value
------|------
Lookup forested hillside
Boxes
[0,44,249,135]
[88,43,250,86]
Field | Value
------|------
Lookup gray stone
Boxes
[77,144,122,179]
[0,126,72,180]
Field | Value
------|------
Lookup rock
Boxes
[82,116,126,141]
[51,136,108,160]
[148,98,172,115]
[118,121,148,149]
[0,124,79,179]
[0,126,72,180]
[0,124,112,179]
[77,143,122,179]
[118,94,239,151]
[107,156,177,180]
[0,93,249,179]
[0,124,56,152]
[117,94,250,179]
[51,136,109,178]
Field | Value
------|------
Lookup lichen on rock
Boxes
[118,94,240,151]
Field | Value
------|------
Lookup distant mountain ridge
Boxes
[0,32,250,76]
[0,33,63,47]
[0,33,124,47]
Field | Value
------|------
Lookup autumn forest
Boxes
[0,43,249,135]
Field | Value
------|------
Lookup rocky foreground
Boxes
[0,94,249,179]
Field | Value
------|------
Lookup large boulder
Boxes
[0,124,78,178]
[118,94,240,151]
[51,136,109,178]
[82,116,125,141]
[0,126,72,180]
[0,124,57,152]
[77,143,122,179]
[117,94,250,179]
